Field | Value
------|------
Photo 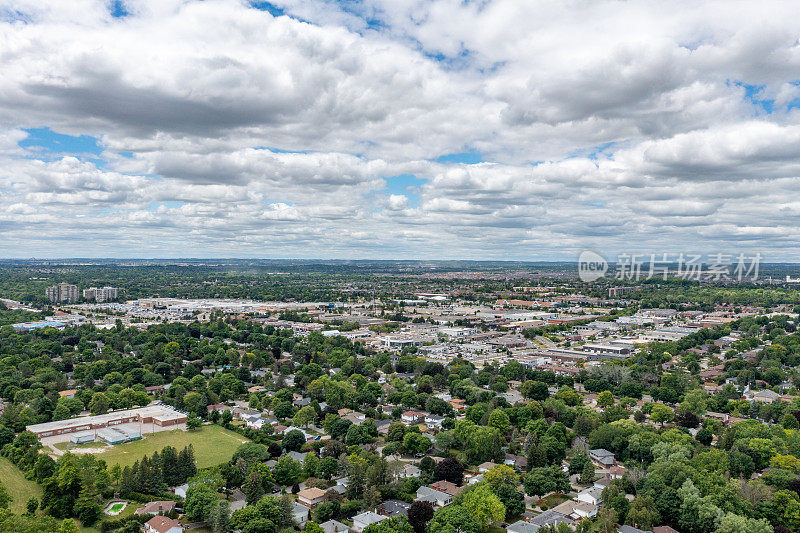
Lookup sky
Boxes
[1,0,800,260]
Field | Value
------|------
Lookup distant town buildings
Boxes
[83,286,120,302]
[45,283,79,303]
[608,286,637,297]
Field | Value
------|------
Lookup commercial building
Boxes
[45,283,79,303]
[83,287,120,302]
[26,405,187,439]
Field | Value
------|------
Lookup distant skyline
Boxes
[2,1,800,259]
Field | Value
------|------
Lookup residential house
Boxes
[292,501,310,526]
[375,419,393,435]
[504,453,527,470]
[589,448,616,467]
[429,480,464,497]
[528,509,571,529]
[319,520,349,533]
[352,511,387,532]
[652,526,679,533]
[174,484,189,499]
[577,486,603,506]
[287,451,308,462]
[343,412,367,426]
[618,526,650,533]
[402,411,424,424]
[550,500,598,522]
[377,499,411,517]
[144,516,184,533]
[506,520,542,533]
[477,461,497,473]
[399,464,421,479]
[297,487,328,508]
[415,486,453,507]
[425,414,445,429]
[135,501,176,516]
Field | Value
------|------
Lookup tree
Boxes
[434,457,465,485]
[521,380,549,401]
[185,484,220,522]
[487,410,510,435]
[293,406,316,428]
[74,487,101,525]
[494,484,524,518]
[0,482,11,509]
[696,427,713,446]
[273,456,302,486]
[523,466,569,498]
[715,513,772,533]
[568,452,590,475]
[650,403,674,427]
[484,465,517,489]
[305,523,324,533]
[427,504,481,533]
[211,500,230,533]
[187,413,203,431]
[58,520,80,533]
[244,471,265,505]
[283,429,306,452]
[403,433,432,456]
[580,461,595,485]
[461,484,506,530]
[597,391,614,408]
[26,497,39,515]
[625,495,660,530]
[363,516,413,533]
[407,500,434,533]
[89,393,108,415]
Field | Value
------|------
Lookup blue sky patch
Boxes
[385,174,425,207]
[109,0,128,18]
[149,201,186,211]
[20,127,103,156]
[250,1,285,17]
[434,151,484,164]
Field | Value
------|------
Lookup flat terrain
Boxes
[0,457,43,514]
[99,425,249,469]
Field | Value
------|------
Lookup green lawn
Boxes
[0,457,43,514]
[54,440,109,451]
[100,425,249,469]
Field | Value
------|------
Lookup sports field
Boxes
[100,425,249,469]
[0,457,43,514]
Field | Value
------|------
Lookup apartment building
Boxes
[45,283,79,303]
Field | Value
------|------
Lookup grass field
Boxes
[100,425,249,469]
[0,457,43,514]
[54,440,109,451]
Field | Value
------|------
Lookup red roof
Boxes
[145,515,182,533]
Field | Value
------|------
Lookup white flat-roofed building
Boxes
[26,405,187,439]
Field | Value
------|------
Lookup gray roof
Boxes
[320,520,348,533]
[529,510,569,527]
[507,520,541,533]
[379,499,411,517]
[618,526,651,533]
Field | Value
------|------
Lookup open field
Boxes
[0,457,43,514]
[54,440,109,451]
[99,425,249,469]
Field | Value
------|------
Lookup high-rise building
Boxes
[83,287,120,302]
[45,283,79,303]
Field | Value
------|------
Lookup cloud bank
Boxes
[1,0,799,259]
